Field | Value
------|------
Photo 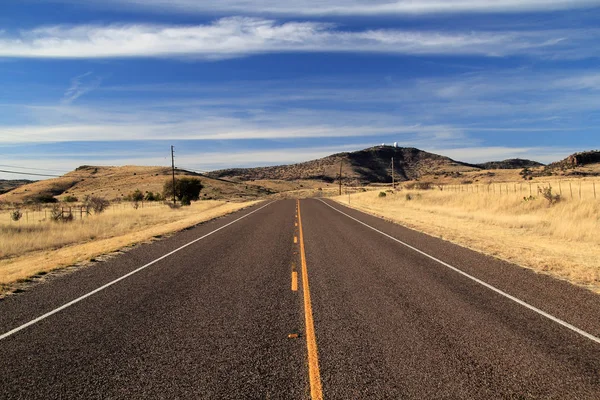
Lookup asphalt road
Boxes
[1,198,599,399]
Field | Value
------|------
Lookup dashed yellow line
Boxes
[294,236,298,244]
[291,262,298,292]
[297,199,323,400]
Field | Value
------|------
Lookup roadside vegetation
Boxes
[0,181,259,292]
[335,179,600,292]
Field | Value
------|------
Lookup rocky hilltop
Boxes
[476,159,544,170]
[207,146,478,185]
[538,150,600,177]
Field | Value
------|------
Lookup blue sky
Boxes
[1,1,600,180]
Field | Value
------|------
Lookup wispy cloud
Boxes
[427,146,579,164]
[65,0,600,16]
[62,71,102,104]
[0,18,596,59]
[2,67,599,145]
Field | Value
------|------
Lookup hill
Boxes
[208,146,478,185]
[476,159,543,170]
[0,165,272,204]
[0,179,34,195]
[539,150,600,177]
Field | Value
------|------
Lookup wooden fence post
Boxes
[569,182,573,199]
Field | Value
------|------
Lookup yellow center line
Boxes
[294,236,298,244]
[291,262,298,291]
[297,199,324,400]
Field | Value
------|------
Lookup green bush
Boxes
[144,191,161,201]
[10,209,22,221]
[163,177,203,205]
[63,195,78,203]
[131,189,144,202]
[34,194,58,204]
[378,192,386,197]
[539,186,561,205]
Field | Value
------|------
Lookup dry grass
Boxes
[247,179,336,193]
[336,180,600,293]
[0,200,259,288]
[0,165,268,203]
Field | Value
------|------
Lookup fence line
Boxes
[397,179,599,202]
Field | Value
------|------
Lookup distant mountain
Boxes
[476,159,544,170]
[0,179,34,195]
[207,146,478,185]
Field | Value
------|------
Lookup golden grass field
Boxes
[335,178,600,293]
[0,200,259,293]
[0,165,267,204]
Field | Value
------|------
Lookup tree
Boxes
[163,178,203,205]
[131,189,144,202]
[84,196,110,214]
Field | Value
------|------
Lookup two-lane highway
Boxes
[1,198,599,399]
[1,201,306,399]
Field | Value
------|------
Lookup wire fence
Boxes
[0,200,167,224]
[336,179,600,203]
[440,180,598,200]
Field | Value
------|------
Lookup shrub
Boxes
[406,194,412,201]
[129,189,144,209]
[131,189,144,202]
[539,186,561,205]
[10,209,23,221]
[378,192,387,197]
[34,194,58,204]
[520,167,532,180]
[144,191,161,201]
[50,205,73,223]
[84,196,110,214]
[63,195,78,203]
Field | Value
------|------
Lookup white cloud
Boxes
[0,18,595,59]
[62,72,102,104]
[0,120,465,143]
[66,0,600,16]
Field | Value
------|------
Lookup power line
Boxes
[177,166,210,175]
[0,164,69,173]
[0,169,62,178]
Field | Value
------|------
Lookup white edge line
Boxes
[318,199,600,345]
[0,201,275,341]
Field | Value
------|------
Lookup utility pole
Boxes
[171,145,176,206]
[391,157,395,190]
[339,159,343,196]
